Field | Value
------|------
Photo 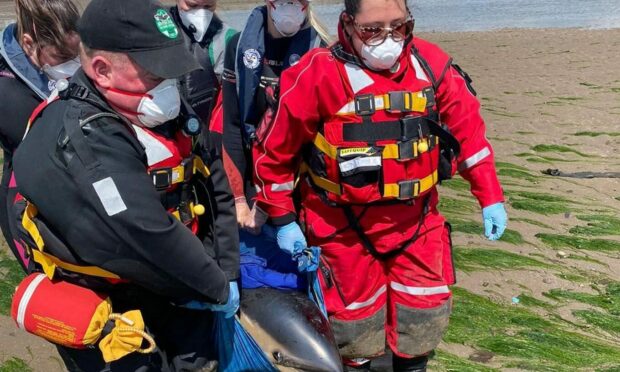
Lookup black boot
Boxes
[343,360,372,371]
[393,354,428,372]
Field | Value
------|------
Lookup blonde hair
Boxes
[15,0,79,58]
[308,6,334,45]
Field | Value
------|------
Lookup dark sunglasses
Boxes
[350,17,415,46]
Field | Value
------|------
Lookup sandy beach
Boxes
[1,23,620,372]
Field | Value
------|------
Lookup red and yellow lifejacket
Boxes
[304,54,448,205]
[136,125,210,234]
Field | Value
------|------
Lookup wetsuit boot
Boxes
[393,354,429,372]
[343,360,371,371]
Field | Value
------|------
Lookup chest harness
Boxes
[303,45,461,260]
[16,82,211,284]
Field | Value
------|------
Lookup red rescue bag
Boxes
[11,273,155,362]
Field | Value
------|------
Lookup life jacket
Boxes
[303,44,460,206]
[136,124,211,235]
[11,81,211,286]
[235,6,322,144]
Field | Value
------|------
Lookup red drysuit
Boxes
[253,29,504,359]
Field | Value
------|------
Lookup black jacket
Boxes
[13,70,239,304]
[0,24,49,271]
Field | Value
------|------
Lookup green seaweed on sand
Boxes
[450,219,524,245]
[444,287,620,370]
[531,144,593,158]
[569,215,620,237]
[574,131,620,137]
[438,197,478,215]
[511,217,552,229]
[0,251,25,316]
[0,359,32,372]
[438,178,470,192]
[517,294,555,310]
[573,310,620,336]
[544,282,620,315]
[429,350,497,372]
[536,234,620,252]
[453,247,550,272]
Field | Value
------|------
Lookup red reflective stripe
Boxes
[105,86,152,99]
[27,97,59,130]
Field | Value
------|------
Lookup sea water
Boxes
[1,1,619,32]
[220,0,620,34]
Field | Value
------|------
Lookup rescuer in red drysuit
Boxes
[251,0,508,370]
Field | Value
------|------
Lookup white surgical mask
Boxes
[179,7,213,42]
[360,37,404,71]
[270,0,307,37]
[137,79,181,128]
[42,58,81,81]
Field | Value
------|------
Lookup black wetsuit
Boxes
[13,70,239,371]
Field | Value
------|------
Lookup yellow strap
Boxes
[23,202,120,280]
[382,136,439,159]
[314,133,438,161]
[337,91,428,116]
[193,155,211,178]
[313,133,339,159]
[307,168,341,195]
[383,170,438,199]
[31,249,120,280]
[22,203,44,251]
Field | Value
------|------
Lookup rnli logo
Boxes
[243,49,261,69]
[289,54,301,66]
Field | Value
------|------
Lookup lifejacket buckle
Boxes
[398,179,421,199]
[423,87,436,108]
[354,94,376,116]
[386,91,412,114]
[151,169,172,191]
[398,140,417,160]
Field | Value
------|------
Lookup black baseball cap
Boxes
[77,0,200,79]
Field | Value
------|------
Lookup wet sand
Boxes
[1,22,620,371]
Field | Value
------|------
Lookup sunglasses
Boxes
[350,17,415,46]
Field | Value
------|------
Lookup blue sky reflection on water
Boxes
[220,0,620,34]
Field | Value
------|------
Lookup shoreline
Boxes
[1,25,620,372]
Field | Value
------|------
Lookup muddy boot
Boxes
[343,359,371,371]
[393,354,428,372]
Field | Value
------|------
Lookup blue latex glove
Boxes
[275,222,307,256]
[295,245,321,273]
[482,202,508,241]
[185,282,240,318]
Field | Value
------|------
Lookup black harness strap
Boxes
[343,116,433,142]
[342,195,431,261]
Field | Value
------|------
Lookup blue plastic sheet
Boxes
[214,313,277,372]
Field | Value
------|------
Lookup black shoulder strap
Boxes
[342,195,430,261]
[411,46,453,92]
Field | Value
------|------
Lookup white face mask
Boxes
[270,0,307,37]
[42,58,81,81]
[360,37,404,71]
[179,7,213,42]
[137,79,181,128]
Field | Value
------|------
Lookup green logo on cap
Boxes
[154,9,178,39]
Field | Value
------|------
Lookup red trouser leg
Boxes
[386,213,454,358]
[317,238,388,359]
[303,191,455,360]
